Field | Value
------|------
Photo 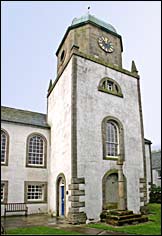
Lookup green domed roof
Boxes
[71,13,117,33]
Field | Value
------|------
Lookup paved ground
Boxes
[1,214,130,235]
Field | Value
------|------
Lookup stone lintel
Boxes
[71,178,85,184]
[140,188,147,193]
[68,196,79,202]
[69,207,79,213]
[143,192,147,197]
[68,184,79,190]
[71,202,85,208]
[140,197,147,202]
[139,178,146,183]
[67,212,87,224]
[71,190,85,196]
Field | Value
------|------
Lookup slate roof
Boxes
[151,151,161,170]
[1,106,50,128]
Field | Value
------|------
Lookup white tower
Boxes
[47,14,147,224]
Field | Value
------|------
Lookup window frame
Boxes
[102,116,124,161]
[1,129,9,166]
[26,133,47,168]
[1,181,8,204]
[98,77,123,98]
[106,121,119,157]
[24,181,47,204]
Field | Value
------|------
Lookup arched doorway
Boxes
[102,169,127,210]
[56,173,66,217]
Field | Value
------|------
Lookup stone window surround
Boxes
[24,181,47,204]
[98,77,123,98]
[1,129,9,166]
[26,132,47,168]
[102,116,124,161]
[1,181,8,204]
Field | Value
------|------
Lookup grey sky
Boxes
[1,1,161,150]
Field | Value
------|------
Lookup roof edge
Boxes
[1,105,46,116]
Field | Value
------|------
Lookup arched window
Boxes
[102,117,124,160]
[1,129,9,165]
[106,121,119,156]
[98,77,123,98]
[26,133,47,168]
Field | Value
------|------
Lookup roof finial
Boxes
[87,6,90,14]
[131,60,138,74]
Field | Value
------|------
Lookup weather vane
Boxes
[87,6,90,14]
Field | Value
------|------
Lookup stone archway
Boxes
[56,173,66,217]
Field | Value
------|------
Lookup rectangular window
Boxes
[1,184,4,202]
[27,185,43,201]
[25,182,47,203]
[1,181,8,204]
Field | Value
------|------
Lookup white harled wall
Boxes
[76,56,145,220]
[1,122,50,216]
[47,59,72,217]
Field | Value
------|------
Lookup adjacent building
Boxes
[151,151,161,187]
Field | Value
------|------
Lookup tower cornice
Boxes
[48,48,139,98]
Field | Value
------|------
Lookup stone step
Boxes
[108,210,133,216]
[106,216,148,226]
[106,213,142,221]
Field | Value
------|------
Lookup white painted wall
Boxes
[47,59,72,217]
[76,56,145,220]
[152,170,161,187]
[1,122,50,216]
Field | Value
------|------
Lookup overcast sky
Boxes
[1,1,161,150]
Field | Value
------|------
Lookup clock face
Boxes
[98,36,114,53]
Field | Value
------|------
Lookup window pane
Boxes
[107,82,113,91]
[106,122,118,156]
[1,131,7,163]
[28,135,44,166]
[27,184,43,201]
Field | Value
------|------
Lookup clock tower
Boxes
[47,13,147,224]
[56,14,123,78]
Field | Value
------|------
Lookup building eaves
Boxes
[144,138,152,144]
[1,106,50,129]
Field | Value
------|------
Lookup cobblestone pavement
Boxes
[1,214,131,235]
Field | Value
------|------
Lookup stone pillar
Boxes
[67,178,87,224]
[117,160,126,210]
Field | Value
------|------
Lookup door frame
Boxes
[102,169,127,210]
[56,173,66,217]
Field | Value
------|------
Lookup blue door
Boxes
[61,186,64,215]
